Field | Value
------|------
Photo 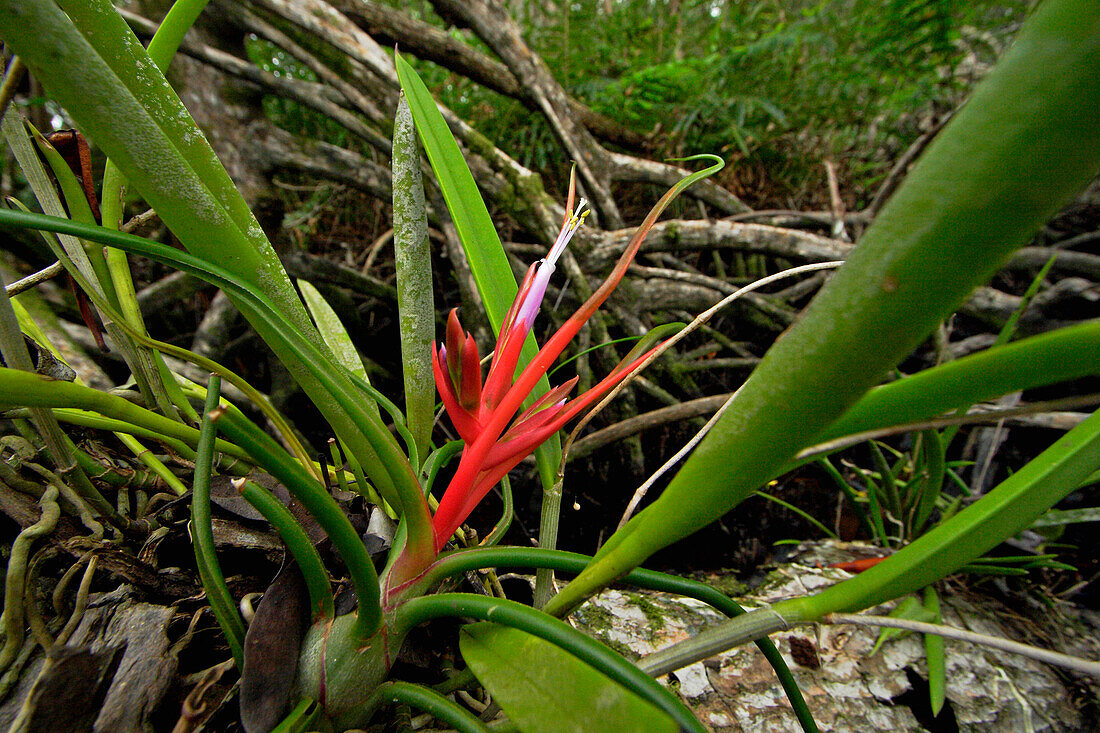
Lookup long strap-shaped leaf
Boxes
[546,0,1100,615]
[638,406,1100,675]
[394,53,563,489]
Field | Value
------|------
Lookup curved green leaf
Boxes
[548,0,1100,615]
[297,279,369,383]
[394,52,562,489]
[637,407,1100,676]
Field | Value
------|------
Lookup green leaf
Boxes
[869,596,934,655]
[394,52,562,487]
[460,623,679,733]
[392,93,436,466]
[1030,506,1100,528]
[297,279,372,384]
[550,0,1100,614]
[922,587,946,717]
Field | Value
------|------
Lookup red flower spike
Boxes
[430,156,710,551]
[483,263,539,409]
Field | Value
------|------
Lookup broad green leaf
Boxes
[460,623,678,733]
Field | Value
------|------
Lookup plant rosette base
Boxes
[296,614,405,729]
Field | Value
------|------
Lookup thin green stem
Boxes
[237,478,333,622]
[0,371,251,462]
[409,547,817,733]
[365,681,491,733]
[869,441,902,531]
[533,477,563,607]
[815,457,877,538]
[327,438,350,496]
[0,56,25,121]
[395,593,705,733]
[480,475,513,548]
[191,375,246,666]
[753,491,839,540]
[212,405,382,640]
[114,432,188,496]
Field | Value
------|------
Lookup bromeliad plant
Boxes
[0,0,1098,731]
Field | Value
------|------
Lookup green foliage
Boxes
[384,0,1029,199]
[460,623,679,733]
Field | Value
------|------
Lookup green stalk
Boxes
[190,375,246,666]
[237,478,334,622]
[0,369,251,462]
[922,586,946,716]
[364,681,491,733]
[395,593,705,733]
[114,431,188,496]
[941,254,1056,447]
[868,441,902,531]
[0,56,25,121]
[409,546,817,733]
[754,491,839,540]
[327,439,350,496]
[212,406,382,640]
[480,475,513,548]
[549,0,1100,615]
[639,407,1100,676]
[815,457,878,539]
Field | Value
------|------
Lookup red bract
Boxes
[430,176,672,551]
